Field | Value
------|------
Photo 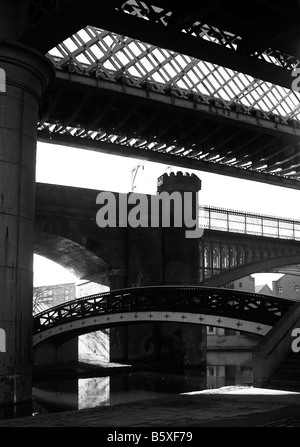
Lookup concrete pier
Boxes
[0,37,53,410]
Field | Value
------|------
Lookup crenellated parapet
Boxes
[157,171,202,193]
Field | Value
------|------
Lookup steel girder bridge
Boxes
[32,286,296,346]
[200,205,300,285]
[14,0,300,190]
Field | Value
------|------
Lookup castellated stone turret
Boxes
[157,171,202,194]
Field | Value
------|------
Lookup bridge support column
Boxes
[156,172,207,370]
[110,172,207,371]
[0,42,53,413]
[34,339,79,368]
[157,172,202,285]
[109,270,129,363]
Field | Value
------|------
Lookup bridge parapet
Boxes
[202,206,300,241]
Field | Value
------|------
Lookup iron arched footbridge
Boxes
[33,286,296,346]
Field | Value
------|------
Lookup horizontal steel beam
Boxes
[38,130,300,190]
[54,72,300,138]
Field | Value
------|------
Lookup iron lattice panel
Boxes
[37,25,300,183]
[25,0,300,74]
[117,0,300,71]
[46,26,300,124]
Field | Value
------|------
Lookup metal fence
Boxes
[201,206,300,241]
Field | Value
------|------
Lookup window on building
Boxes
[207,366,215,377]
[278,287,283,294]
[207,326,216,335]
[295,286,300,292]
[239,282,242,288]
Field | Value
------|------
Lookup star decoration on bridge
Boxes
[165,314,170,319]
[149,314,153,319]
[256,326,262,333]
[236,322,243,329]
[217,319,223,325]
[199,316,205,322]
[106,317,111,322]
[120,316,124,320]
[181,315,187,320]
[134,314,139,319]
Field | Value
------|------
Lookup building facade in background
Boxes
[33,283,76,314]
[272,274,300,299]
[206,274,294,388]
[33,282,109,314]
[33,281,110,363]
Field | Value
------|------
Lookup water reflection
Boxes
[33,365,252,415]
[207,365,252,389]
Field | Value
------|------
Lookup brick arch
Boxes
[34,231,110,285]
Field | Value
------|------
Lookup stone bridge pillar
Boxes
[157,171,202,285]
[0,9,54,413]
[111,172,207,370]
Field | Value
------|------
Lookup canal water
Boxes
[32,365,253,415]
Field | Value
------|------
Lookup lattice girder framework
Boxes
[47,26,300,123]
[199,229,300,285]
[22,0,300,84]
[37,24,300,187]
[117,0,300,70]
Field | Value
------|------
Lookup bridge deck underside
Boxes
[19,1,298,189]
[39,70,300,189]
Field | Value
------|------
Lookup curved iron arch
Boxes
[33,286,295,346]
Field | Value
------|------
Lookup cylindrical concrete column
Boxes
[0,41,54,413]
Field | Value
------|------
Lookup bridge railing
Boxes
[33,286,294,335]
[201,206,300,240]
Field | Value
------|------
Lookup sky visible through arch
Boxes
[35,141,300,289]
